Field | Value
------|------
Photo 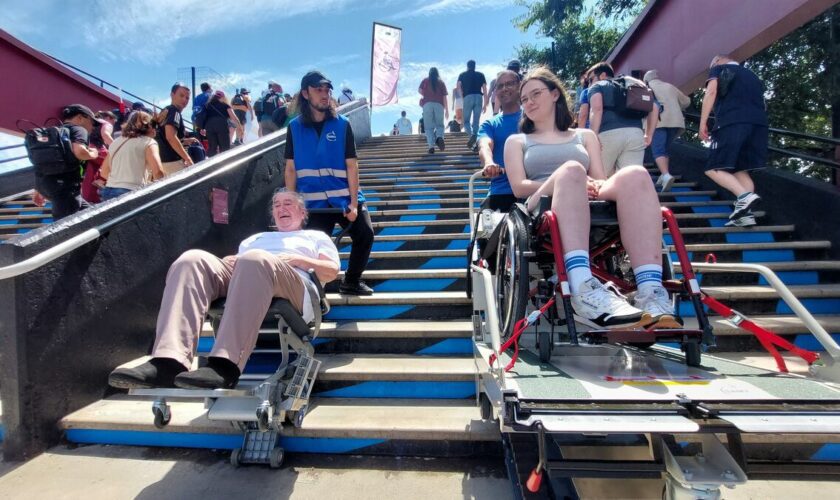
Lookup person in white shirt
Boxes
[108,189,340,390]
[337,86,355,105]
[395,110,412,135]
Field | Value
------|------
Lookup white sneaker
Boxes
[571,277,645,329]
[657,173,675,192]
[724,214,756,227]
[730,192,760,220]
[634,286,681,329]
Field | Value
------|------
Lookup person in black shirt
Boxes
[156,82,199,176]
[456,60,488,148]
[32,104,100,220]
[700,54,768,227]
[204,90,242,156]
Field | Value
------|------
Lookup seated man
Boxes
[108,190,340,390]
[504,68,677,330]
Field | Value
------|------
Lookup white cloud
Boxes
[83,0,356,64]
[393,0,516,19]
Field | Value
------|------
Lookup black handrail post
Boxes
[191,66,196,103]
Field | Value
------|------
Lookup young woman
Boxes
[503,67,677,329]
[99,111,163,200]
[418,67,449,154]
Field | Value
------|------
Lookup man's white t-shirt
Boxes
[237,229,339,322]
[396,117,412,135]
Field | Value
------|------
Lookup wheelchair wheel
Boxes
[538,330,552,363]
[495,214,529,339]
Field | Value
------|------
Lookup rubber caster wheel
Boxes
[256,406,270,432]
[153,406,170,429]
[684,342,701,367]
[479,393,493,420]
[269,448,285,469]
[293,406,307,429]
[230,449,242,467]
[538,330,552,363]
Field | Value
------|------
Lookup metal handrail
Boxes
[688,261,840,366]
[0,100,370,281]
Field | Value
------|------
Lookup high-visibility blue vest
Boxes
[290,115,365,209]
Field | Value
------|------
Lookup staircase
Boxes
[57,132,840,456]
[0,192,53,241]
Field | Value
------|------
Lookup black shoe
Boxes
[428,147,435,154]
[174,357,240,389]
[108,358,186,389]
[339,279,374,296]
[436,136,445,151]
[467,134,477,149]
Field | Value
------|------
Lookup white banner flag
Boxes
[371,23,402,107]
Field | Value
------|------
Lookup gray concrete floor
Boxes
[0,444,513,500]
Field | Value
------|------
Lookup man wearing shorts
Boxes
[700,54,768,227]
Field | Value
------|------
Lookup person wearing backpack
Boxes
[231,88,253,145]
[588,62,659,177]
[257,81,285,136]
[30,104,100,221]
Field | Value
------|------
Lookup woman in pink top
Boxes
[418,67,449,154]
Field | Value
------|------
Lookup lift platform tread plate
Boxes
[476,343,840,403]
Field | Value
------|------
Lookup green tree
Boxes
[513,0,645,84]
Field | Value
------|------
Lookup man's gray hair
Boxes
[709,54,733,69]
[271,188,308,227]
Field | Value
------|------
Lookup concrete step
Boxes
[339,232,469,243]
[690,314,840,336]
[701,284,840,301]
[317,354,475,382]
[0,206,52,214]
[669,240,830,253]
[340,269,465,281]
[676,260,840,272]
[316,320,472,339]
[59,397,499,442]
[366,206,740,219]
[0,213,54,220]
[363,193,722,208]
[325,291,470,307]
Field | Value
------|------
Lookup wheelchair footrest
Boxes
[582,329,703,345]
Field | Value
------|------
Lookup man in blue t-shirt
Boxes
[700,54,768,227]
[477,69,522,212]
[192,82,212,122]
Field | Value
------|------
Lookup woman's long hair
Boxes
[121,111,155,138]
[293,90,337,126]
[429,67,440,93]
[519,67,574,134]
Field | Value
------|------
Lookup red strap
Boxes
[489,297,557,372]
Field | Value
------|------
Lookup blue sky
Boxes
[1,0,547,169]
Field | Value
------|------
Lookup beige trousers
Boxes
[599,127,645,178]
[151,249,306,370]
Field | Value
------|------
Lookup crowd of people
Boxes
[29,75,361,221]
[23,56,768,391]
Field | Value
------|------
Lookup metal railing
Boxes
[0,100,370,281]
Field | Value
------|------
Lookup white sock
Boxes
[634,264,663,294]
[564,250,592,294]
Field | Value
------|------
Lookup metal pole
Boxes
[369,23,375,115]
[191,66,196,102]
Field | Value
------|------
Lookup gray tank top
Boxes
[523,130,590,183]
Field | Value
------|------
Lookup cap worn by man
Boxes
[300,70,333,90]
[63,104,96,121]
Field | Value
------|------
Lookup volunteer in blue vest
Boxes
[284,70,375,296]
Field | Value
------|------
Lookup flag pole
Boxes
[369,22,375,116]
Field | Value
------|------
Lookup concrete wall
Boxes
[0,100,371,460]
[607,0,837,92]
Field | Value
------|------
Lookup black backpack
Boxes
[606,77,654,120]
[19,120,79,176]
[261,93,279,118]
[271,105,288,128]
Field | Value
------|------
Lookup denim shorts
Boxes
[651,127,680,159]
[100,186,133,201]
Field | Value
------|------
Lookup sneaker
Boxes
[571,277,645,329]
[174,357,240,389]
[428,147,435,154]
[436,136,446,152]
[657,173,675,192]
[634,286,682,329]
[730,193,760,220]
[724,214,756,227]
[467,134,477,149]
[339,279,374,296]
[108,358,186,389]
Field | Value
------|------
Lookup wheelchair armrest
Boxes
[538,195,550,219]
